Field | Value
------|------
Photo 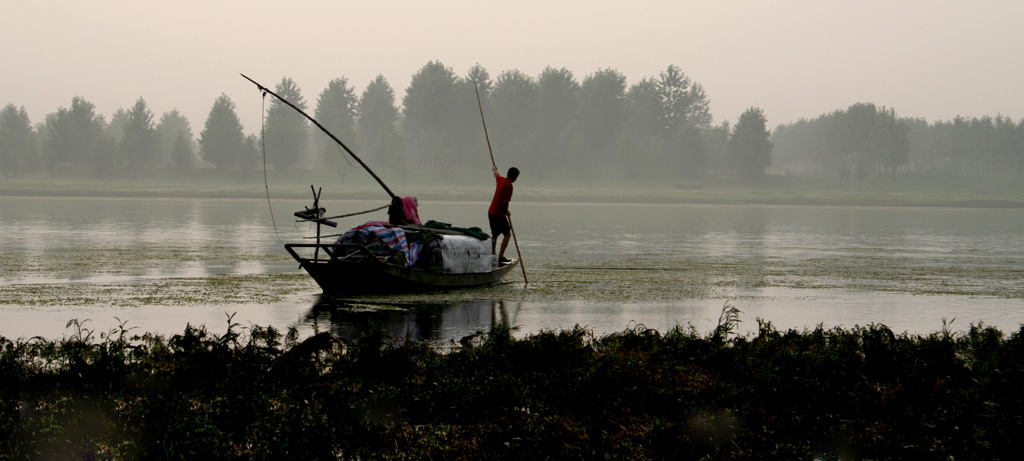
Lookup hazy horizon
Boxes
[4,1,1023,135]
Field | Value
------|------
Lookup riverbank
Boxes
[2,317,1021,459]
[2,171,1023,208]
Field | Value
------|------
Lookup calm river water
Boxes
[1,196,1022,341]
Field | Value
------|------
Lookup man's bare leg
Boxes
[498,233,511,260]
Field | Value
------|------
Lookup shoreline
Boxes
[4,183,1024,209]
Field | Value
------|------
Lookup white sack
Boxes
[440,235,494,274]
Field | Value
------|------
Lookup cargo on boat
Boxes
[286,200,517,295]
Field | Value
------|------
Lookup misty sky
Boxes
[4,1,1022,135]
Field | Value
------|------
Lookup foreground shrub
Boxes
[1,316,1022,459]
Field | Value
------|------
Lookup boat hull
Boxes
[285,243,518,294]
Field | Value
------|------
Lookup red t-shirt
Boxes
[488,175,514,216]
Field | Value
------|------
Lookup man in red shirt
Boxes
[488,165,520,264]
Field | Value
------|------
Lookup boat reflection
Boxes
[305,297,521,343]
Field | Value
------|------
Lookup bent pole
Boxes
[474,80,528,284]
[241,73,397,200]
[474,82,497,169]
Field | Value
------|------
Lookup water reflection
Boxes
[302,291,1024,344]
[4,198,1024,341]
[306,298,521,342]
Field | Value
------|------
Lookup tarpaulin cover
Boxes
[337,221,420,266]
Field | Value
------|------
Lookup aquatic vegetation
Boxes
[2,316,1022,458]
[0,274,315,308]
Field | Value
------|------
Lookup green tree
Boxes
[466,63,492,95]
[623,78,661,177]
[0,104,36,178]
[103,108,128,175]
[666,121,708,178]
[687,83,713,130]
[40,111,66,176]
[107,108,128,147]
[452,67,491,174]
[578,68,627,171]
[489,69,539,171]
[657,64,712,133]
[264,77,309,170]
[170,131,195,174]
[239,133,261,181]
[773,104,912,179]
[873,107,910,180]
[535,66,580,176]
[626,78,661,141]
[830,103,909,179]
[464,63,495,169]
[729,107,773,180]
[402,61,462,170]
[655,65,713,177]
[199,94,246,171]
[120,97,160,172]
[94,134,118,179]
[657,64,690,137]
[28,121,46,172]
[769,118,829,174]
[943,116,974,174]
[834,103,874,178]
[157,110,196,170]
[43,96,107,177]
[358,75,403,168]
[313,77,359,174]
[703,120,733,174]
[996,115,1024,174]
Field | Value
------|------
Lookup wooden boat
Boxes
[285,240,518,295]
[285,190,518,295]
[241,74,520,294]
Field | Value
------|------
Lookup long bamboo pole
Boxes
[474,81,528,284]
[241,74,397,200]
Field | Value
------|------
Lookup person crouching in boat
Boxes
[488,165,519,265]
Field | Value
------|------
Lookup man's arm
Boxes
[492,165,499,178]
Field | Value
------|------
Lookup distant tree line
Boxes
[2,61,1021,183]
[771,105,1024,180]
[905,115,1024,175]
[771,104,910,180]
[0,97,205,179]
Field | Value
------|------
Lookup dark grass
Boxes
[2,312,1023,459]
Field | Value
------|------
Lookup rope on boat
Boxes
[260,91,286,246]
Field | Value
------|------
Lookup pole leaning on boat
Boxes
[240,73,398,201]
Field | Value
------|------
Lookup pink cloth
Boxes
[402,196,422,225]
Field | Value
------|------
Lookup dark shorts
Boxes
[488,213,510,238]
